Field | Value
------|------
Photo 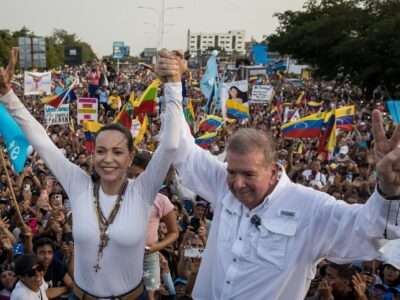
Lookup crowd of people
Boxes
[0,47,398,300]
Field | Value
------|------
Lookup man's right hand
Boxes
[156,49,187,83]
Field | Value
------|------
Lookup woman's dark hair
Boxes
[95,123,134,153]
[228,86,248,103]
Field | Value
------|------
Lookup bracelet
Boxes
[377,184,400,200]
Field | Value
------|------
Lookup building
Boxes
[187,30,246,56]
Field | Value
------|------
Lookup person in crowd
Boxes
[130,153,179,300]
[0,48,185,299]
[0,264,17,299]
[11,254,48,300]
[33,237,72,299]
[156,48,400,300]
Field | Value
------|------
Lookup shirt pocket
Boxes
[256,218,297,270]
[218,210,236,248]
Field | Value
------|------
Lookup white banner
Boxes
[250,85,275,104]
[24,71,51,96]
[44,104,70,125]
[77,98,98,125]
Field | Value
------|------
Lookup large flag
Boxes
[133,79,159,116]
[201,51,218,113]
[336,105,355,131]
[386,100,400,125]
[281,111,326,138]
[198,115,223,132]
[195,131,218,149]
[41,87,77,108]
[83,121,103,153]
[134,115,148,145]
[184,99,197,135]
[0,104,32,173]
[114,98,135,129]
[318,106,337,153]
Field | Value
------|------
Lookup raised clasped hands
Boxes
[155,48,187,83]
[372,109,400,197]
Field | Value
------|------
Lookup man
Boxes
[33,238,73,299]
[156,49,400,300]
[11,254,48,300]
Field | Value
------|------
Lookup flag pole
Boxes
[45,77,78,131]
[0,148,26,227]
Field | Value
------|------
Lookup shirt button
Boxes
[246,213,250,218]
[233,258,237,262]
[226,280,231,284]
[239,237,243,240]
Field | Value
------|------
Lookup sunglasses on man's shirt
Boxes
[24,264,45,277]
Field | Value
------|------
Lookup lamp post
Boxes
[138,0,183,48]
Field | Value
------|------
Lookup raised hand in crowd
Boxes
[371,109,400,197]
[352,272,368,300]
[318,279,334,300]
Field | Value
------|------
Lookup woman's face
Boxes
[383,264,400,285]
[0,270,16,290]
[229,87,238,99]
[94,130,133,185]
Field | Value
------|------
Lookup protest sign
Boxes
[250,85,274,104]
[24,71,51,95]
[44,104,69,125]
[77,98,98,124]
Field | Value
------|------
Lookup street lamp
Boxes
[138,1,183,48]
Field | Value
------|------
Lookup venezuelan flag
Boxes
[318,106,336,153]
[269,106,281,121]
[226,99,249,119]
[295,91,305,106]
[83,121,103,153]
[336,105,355,131]
[307,100,324,110]
[281,112,326,138]
[195,131,218,149]
[41,87,76,108]
[133,79,159,116]
[198,115,223,132]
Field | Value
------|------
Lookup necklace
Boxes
[92,178,128,272]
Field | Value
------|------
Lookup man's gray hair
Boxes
[226,128,277,165]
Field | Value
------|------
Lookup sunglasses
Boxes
[24,264,45,277]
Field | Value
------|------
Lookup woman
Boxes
[0,48,186,299]
[228,86,248,104]
[0,264,17,299]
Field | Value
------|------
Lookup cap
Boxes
[379,239,400,270]
[174,278,188,286]
[0,264,13,275]
[195,200,209,208]
[14,254,41,276]
[339,145,349,155]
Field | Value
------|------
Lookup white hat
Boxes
[379,239,400,270]
[339,145,349,155]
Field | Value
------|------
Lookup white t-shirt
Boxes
[10,280,48,300]
[0,84,183,297]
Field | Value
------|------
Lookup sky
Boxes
[0,0,307,57]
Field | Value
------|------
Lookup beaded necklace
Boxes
[92,178,128,272]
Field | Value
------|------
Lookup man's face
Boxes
[226,150,276,210]
[19,263,45,291]
[35,244,54,267]
[193,206,206,219]
[325,266,349,297]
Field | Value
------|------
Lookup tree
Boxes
[267,0,400,97]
